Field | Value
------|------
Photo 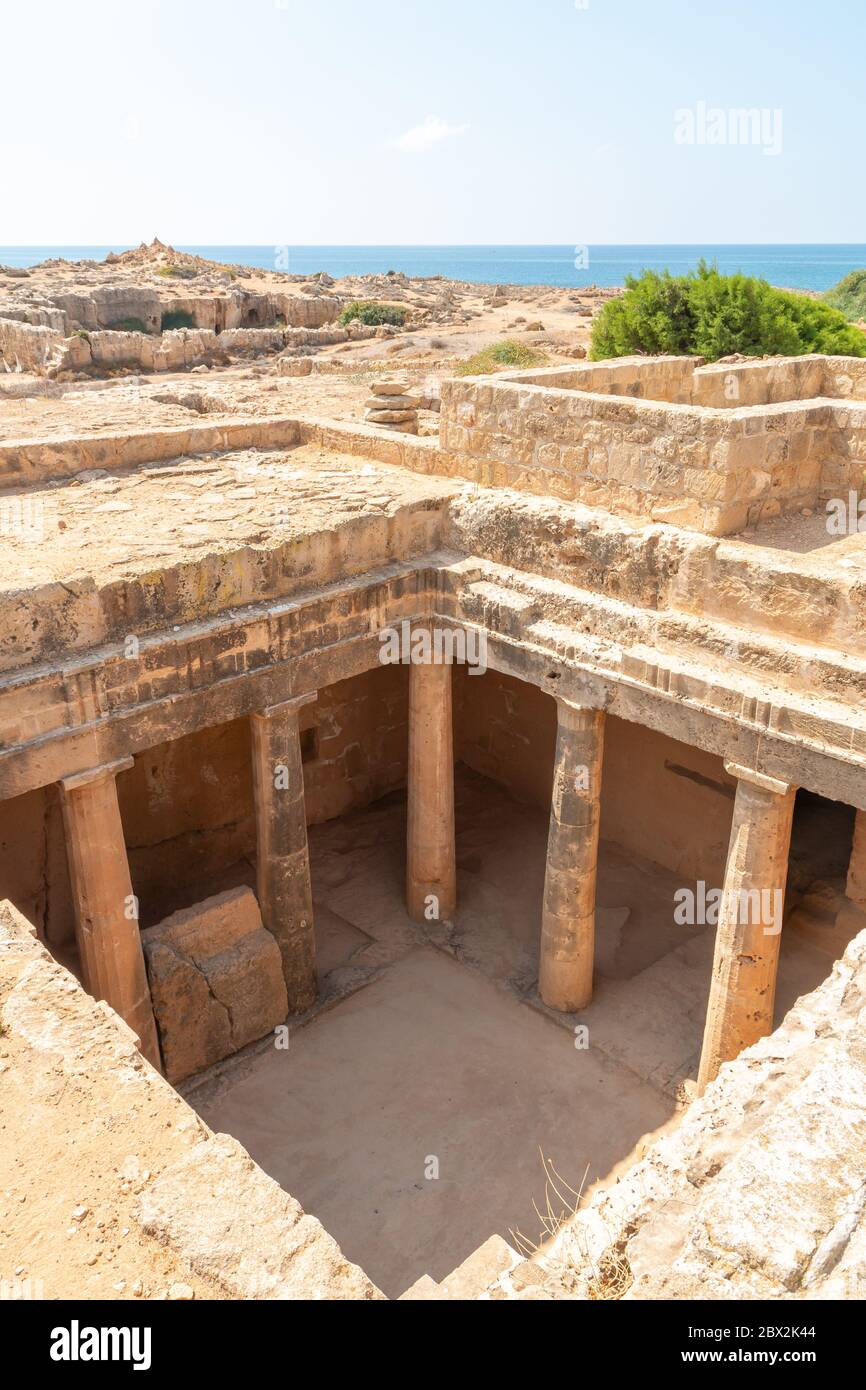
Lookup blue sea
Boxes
[2,245,864,293]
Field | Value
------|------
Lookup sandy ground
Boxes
[0,240,607,441]
[0,319,584,442]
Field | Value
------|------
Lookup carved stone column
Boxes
[250,694,317,1012]
[60,756,161,1069]
[539,699,606,1012]
[697,762,796,1093]
[406,651,456,924]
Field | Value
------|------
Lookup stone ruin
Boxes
[1,348,866,1299]
[0,280,343,376]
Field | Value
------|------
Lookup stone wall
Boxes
[0,663,410,947]
[823,399,866,495]
[505,354,866,407]
[455,667,734,884]
[503,357,698,403]
[691,356,828,406]
[439,354,866,535]
[0,318,62,371]
[455,664,557,810]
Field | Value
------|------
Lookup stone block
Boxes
[143,886,288,1082]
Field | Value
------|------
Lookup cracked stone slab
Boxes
[143,886,287,1082]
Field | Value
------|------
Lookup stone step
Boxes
[398,1234,520,1300]
[398,1274,446,1301]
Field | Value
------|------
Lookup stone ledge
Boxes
[0,898,381,1300]
[484,928,866,1301]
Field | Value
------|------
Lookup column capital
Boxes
[724,761,794,797]
[550,675,608,716]
[252,691,318,722]
[60,756,134,794]
[554,694,607,722]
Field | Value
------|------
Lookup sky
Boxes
[2,0,863,245]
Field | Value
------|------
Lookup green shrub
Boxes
[591,269,695,357]
[590,263,866,361]
[107,316,151,334]
[454,339,548,376]
[156,264,198,280]
[160,309,195,332]
[338,299,408,327]
[824,269,866,322]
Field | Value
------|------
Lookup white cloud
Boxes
[392,116,469,153]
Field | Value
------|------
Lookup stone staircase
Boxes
[398,1235,525,1300]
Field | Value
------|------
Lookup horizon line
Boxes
[3,241,866,250]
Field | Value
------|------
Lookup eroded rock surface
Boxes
[0,898,380,1299]
[143,887,288,1082]
[485,927,866,1300]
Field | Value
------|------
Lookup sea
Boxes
[1,245,864,293]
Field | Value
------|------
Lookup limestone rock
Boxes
[491,929,866,1301]
[277,355,313,376]
[136,1132,381,1299]
[365,408,416,424]
[364,395,422,411]
[143,887,288,1082]
[371,380,410,395]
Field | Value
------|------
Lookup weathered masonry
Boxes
[1,386,866,1085]
[2,353,866,1294]
[439,352,866,534]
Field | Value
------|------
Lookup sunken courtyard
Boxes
[2,343,866,1301]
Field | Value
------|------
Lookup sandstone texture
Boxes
[0,899,380,1299]
[143,887,288,1082]
[364,378,421,433]
[2,245,866,1304]
[440,354,866,534]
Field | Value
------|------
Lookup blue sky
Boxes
[3,0,863,243]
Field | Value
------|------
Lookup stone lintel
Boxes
[252,691,318,722]
[0,586,863,815]
[474,630,864,809]
[0,632,389,802]
[723,761,794,797]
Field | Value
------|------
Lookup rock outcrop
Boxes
[0,898,380,1300]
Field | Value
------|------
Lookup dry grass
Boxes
[510,1149,633,1300]
[454,338,548,376]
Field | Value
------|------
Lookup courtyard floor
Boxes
[186,767,843,1297]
